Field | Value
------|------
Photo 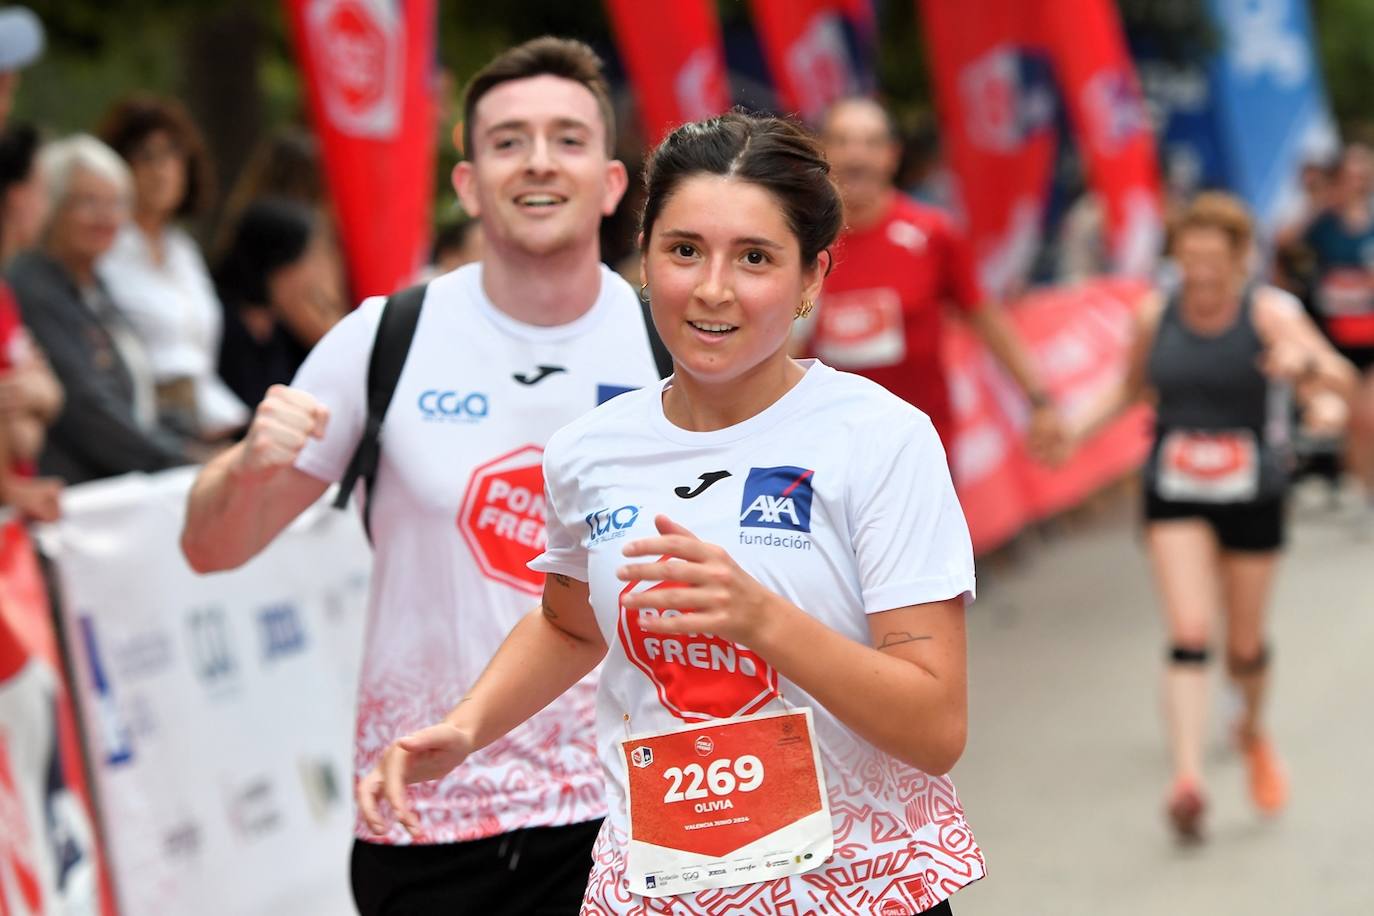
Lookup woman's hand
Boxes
[617,515,787,648]
[356,722,475,838]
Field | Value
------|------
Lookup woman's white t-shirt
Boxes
[532,361,985,915]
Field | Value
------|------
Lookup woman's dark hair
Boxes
[639,111,843,270]
[0,122,38,196]
[97,94,215,218]
[215,197,315,306]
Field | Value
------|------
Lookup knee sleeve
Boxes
[1168,645,1210,666]
[1227,644,1270,677]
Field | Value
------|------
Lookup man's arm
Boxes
[181,385,331,573]
[965,303,1062,460]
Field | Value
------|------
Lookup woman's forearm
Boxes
[444,605,608,751]
[751,599,966,775]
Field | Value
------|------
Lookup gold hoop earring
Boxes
[639,283,650,303]
[795,299,814,320]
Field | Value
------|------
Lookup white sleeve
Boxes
[848,413,976,613]
[528,433,590,582]
[291,297,384,483]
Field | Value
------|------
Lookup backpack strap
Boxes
[640,297,673,379]
[333,283,428,540]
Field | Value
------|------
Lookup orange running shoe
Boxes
[1243,734,1288,814]
[1166,779,1206,841]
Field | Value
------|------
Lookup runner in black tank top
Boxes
[1064,193,1357,841]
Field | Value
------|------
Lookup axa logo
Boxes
[586,504,640,546]
[186,607,237,690]
[259,603,306,661]
[417,389,490,422]
[739,466,815,532]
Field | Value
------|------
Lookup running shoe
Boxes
[1242,734,1288,814]
[1166,779,1206,841]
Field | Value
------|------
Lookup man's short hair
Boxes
[461,36,616,158]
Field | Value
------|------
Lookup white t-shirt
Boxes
[532,361,985,915]
[98,224,249,435]
[292,262,660,844]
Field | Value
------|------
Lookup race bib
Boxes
[620,708,831,898]
[1156,429,1259,503]
[1316,268,1374,319]
[814,288,906,369]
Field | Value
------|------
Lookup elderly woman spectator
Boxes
[96,94,247,440]
[6,134,190,485]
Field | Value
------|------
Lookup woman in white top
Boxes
[361,112,984,915]
[96,95,247,439]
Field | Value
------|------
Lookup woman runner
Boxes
[360,111,983,914]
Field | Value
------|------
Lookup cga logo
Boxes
[739,466,815,532]
[586,505,639,546]
[418,390,489,422]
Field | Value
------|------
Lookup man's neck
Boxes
[479,240,604,327]
[843,188,894,233]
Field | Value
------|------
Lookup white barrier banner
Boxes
[38,468,370,916]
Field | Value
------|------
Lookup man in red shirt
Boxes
[803,97,1059,460]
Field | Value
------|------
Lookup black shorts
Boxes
[1143,491,1285,552]
[351,820,602,916]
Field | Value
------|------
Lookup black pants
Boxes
[351,820,602,916]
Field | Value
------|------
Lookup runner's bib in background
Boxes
[1156,429,1259,503]
[814,288,906,369]
[620,708,831,898]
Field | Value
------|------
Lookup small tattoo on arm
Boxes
[878,631,931,651]
[541,602,559,622]
[551,574,573,588]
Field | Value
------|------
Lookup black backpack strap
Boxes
[640,297,673,379]
[333,283,428,539]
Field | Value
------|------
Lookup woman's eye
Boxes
[673,244,697,258]
[744,250,769,265]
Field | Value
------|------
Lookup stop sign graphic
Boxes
[459,445,546,595]
[618,572,779,722]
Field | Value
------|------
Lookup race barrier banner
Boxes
[0,519,113,916]
[38,470,371,916]
[605,0,731,146]
[948,278,1153,553]
[286,0,438,299]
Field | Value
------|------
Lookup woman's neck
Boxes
[1178,283,1243,333]
[135,212,169,265]
[663,352,805,432]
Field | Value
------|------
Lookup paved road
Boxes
[949,483,1374,915]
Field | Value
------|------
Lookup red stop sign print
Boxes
[458,445,546,595]
[618,572,779,722]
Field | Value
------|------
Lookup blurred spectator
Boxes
[1296,141,1374,520]
[215,197,331,409]
[216,129,348,331]
[0,6,42,130]
[428,217,482,276]
[95,94,248,442]
[0,122,61,519]
[7,135,190,485]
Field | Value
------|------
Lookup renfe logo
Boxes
[459,445,546,595]
[739,466,815,532]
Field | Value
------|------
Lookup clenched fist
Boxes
[234,385,329,481]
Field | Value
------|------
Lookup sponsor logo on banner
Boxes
[739,467,815,532]
[1227,0,1307,86]
[586,505,640,547]
[959,46,1055,154]
[298,758,342,824]
[259,604,307,662]
[1082,70,1151,156]
[185,607,238,695]
[110,627,173,681]
[306,0,403,138]
[226,777,282,840]
[784,13,855,119]
[417,389,490,423]
[78,615,135,766]
[675,46,728,121]
[618,574,780,722]
[458,445,546,594]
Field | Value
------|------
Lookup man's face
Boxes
[821,101,900,211]
[454,74,626,260]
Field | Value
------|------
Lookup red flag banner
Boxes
[1041,0,1163,276]
[947,279,1152,553]
[749,0,861,122]
[605,0,730,146]
[917,0,1059,300]
[285,0,437,299]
